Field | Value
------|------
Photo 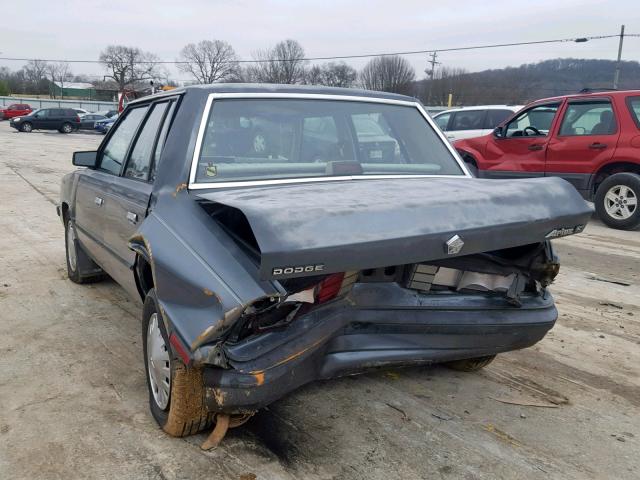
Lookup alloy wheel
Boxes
[604,184,637,220]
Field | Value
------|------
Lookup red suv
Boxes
[454,90,640,230]
[1,103,33,120]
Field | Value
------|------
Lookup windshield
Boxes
[193,99,464,183]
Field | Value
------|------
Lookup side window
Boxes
[124,102,169,181]
[153,101,176,168]
[627,96,640,129]
[485,109,514,129]
[559,100,617,136]
[100,106,148,175]
[434,112,451,131]
[35,109,48,118]
[505,103,560,137]
[450,110,485,131]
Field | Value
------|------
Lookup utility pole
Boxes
[425,51,440,105]
[613,24,625,89]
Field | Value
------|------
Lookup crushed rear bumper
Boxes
[202,287,557,413]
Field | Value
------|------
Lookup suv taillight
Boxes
[75,115,80,123]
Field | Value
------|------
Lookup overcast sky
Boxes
[2,0,639,83]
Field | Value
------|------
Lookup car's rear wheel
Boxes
[445,355,496,372]
[20,122,32,132]
[65,219,104,284]
[60,122,73,134]
[595,173,640,230]
[142,289,214,437]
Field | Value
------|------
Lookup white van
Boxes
[433,105,523,142]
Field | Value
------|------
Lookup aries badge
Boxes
[446,235,464,255]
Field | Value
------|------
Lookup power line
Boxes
[0,33,637,65]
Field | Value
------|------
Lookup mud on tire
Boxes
[142,289,215,437]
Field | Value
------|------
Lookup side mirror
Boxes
[493,126,505,138]
[73,151,98,168]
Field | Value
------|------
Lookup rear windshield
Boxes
[194,99,463,183]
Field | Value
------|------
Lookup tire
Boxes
[20,122,33,133]
[464,160,478,177]
[142,289,214,437]
[594,172,640,230]
[60,122,73,134]
[64,218,104,284]
[445,355,496,372]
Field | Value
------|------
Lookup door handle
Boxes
[589,142,607,149]
[528,144,544,151]
[94,196,103,206]
[126,211,138,224]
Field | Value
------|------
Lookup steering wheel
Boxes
[523,126,542,136]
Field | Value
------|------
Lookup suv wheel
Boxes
[20,122,33,132]
[595,173,640,230]
[60,122,73,134]
[143,289,214,437]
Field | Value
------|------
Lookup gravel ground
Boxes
[0,122,638,480]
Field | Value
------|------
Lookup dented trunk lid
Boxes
[196,177,592,280]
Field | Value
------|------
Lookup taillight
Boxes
[315,271,358,304]
[316,273,345,304]
[75,116,80,123]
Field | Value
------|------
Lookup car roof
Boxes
[128,83,418,105]
[527,89,640,106]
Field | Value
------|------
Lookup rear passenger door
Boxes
[103,99,176,298]
[545,98,620,196]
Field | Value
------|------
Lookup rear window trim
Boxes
[188,92,471,190]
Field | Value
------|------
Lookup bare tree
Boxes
[248,39,307,84]
[99,45,161,91]
[306,62,357,87]
[360,55,416,95]
[47,62,72,99]
[177,40,238,84]
[23,59,49,87]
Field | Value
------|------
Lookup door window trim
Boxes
[121,99,176,183]
[96,104,150,175]
[557,97,618,137]
[502,102,562,140]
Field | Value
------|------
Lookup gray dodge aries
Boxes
[58,84,592,448]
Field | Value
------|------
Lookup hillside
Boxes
[417,58,640,105]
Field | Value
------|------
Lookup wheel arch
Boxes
[592,161,640,196]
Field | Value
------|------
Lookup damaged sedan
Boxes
[58,85,592,448]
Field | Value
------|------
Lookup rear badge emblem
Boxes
[446,235,464,255]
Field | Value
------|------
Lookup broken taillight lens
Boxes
[316,273,345,304]
[315,271,359,304]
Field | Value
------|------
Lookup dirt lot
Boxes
[0,122,638,480]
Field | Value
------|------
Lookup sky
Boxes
[1,0,639,84]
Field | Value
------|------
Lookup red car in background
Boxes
[454,90,640,230]
[1,103,33,120]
